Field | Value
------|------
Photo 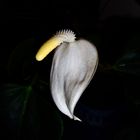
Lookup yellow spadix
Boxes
[35,30,76,61]
[36,37,62,61]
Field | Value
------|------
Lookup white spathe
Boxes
[50,39,98,121]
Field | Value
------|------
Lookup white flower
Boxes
[36,30,98,121]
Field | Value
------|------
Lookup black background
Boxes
[0,0,140,140]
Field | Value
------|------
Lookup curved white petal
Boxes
[50,39,98,121]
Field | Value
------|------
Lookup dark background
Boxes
[0,0,140,140]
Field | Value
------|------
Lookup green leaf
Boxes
[0,83,63,140]
[0,84,32,139]
[114,50,140,76]
[114,128,138,140]
[113,34,140,76]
